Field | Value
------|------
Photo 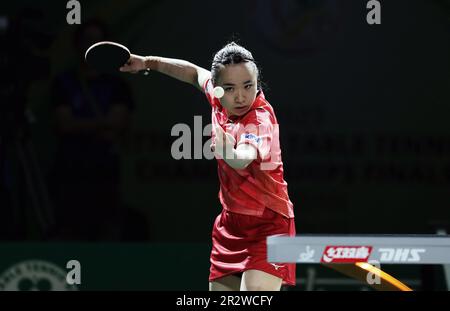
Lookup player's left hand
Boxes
[213,125,236,159]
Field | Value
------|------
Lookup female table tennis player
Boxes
[120,42,295,291]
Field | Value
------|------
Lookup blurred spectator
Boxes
[49,19,148,241]
[0,7,54,240]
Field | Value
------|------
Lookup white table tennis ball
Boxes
[213,86,224,99]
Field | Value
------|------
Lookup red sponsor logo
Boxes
[321,246,373,263]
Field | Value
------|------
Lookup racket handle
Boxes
[138,69,151,76]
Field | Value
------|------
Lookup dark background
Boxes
[0,0,449,290]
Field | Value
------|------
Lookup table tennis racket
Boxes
[84,41,150,75]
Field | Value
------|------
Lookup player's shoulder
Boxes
[203,78,214,94]
[203,78,218,106]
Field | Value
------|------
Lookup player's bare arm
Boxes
[120,54,210,92]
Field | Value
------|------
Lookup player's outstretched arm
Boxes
[120,54,211,92]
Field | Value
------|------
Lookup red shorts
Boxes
[209,207,296,286]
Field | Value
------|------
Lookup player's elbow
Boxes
[229,158,254,170]
[239,159,254,169]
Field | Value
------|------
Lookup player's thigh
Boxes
[241,269,282,291]
[209,274,241,291]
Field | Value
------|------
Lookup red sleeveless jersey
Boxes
[204,79,294,218]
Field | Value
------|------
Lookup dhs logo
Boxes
[0,260,79,291]
[378,248,426,263]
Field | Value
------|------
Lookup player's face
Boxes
[216,62,258,117]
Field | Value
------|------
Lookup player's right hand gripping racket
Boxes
[84,41,150,75]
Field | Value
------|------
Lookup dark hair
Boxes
[211,42,262,90]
